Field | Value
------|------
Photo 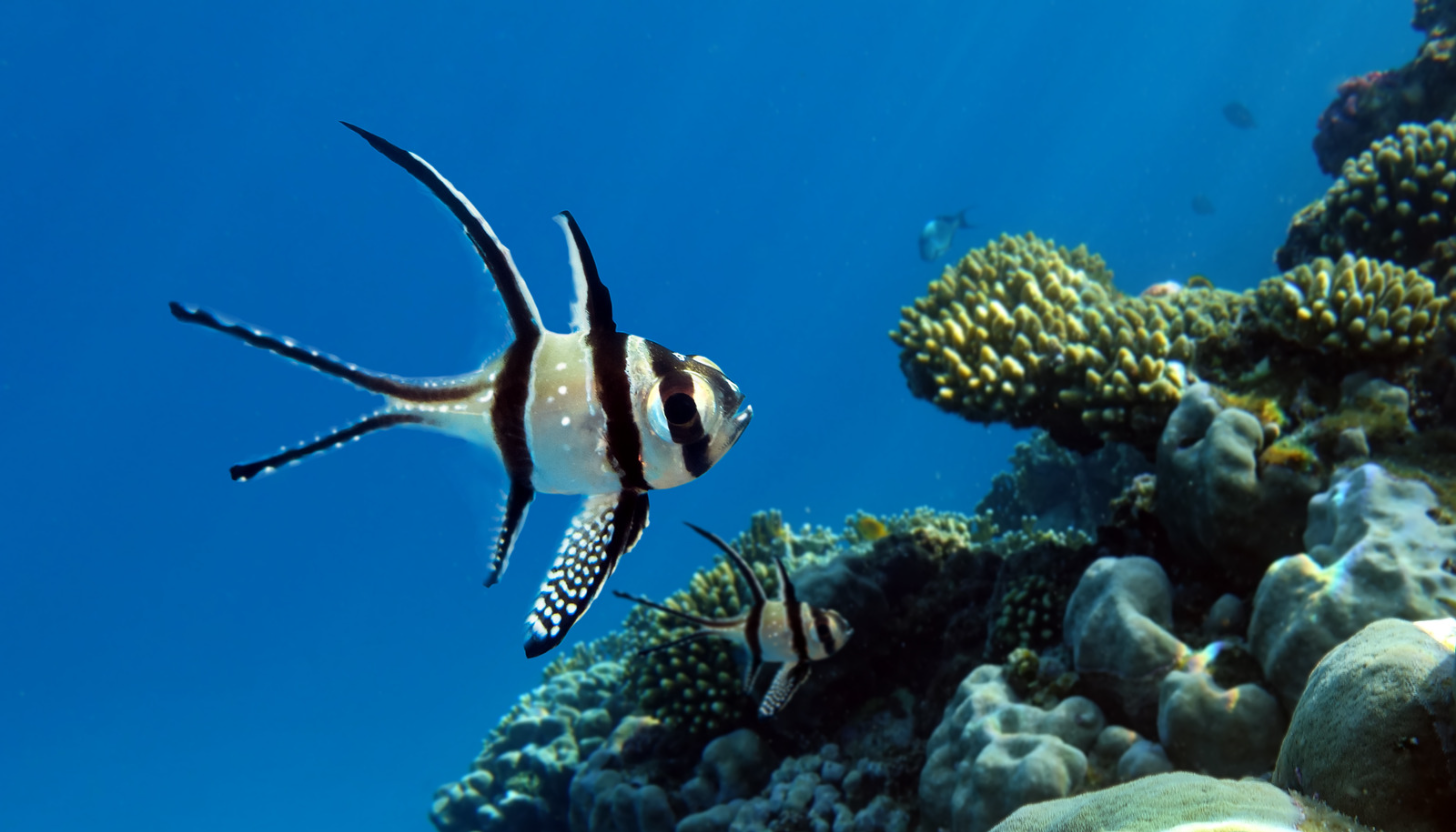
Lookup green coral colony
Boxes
[431,61,1456,832]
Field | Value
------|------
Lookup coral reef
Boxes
[890,232,1248,453]
[1062,556,1286,777]
[1312,4,1456,176]
[1155,384,1324,586]
[985,772,1376,832]
[1061,556,1187,734]
[976,429,1150,542]
[1273,617,1456,832]
[1254,255,1448,357]
[431,660,631,832]
[678,744,913,832]
[1248,463,1456,710]
[918,664,1109,832]
[1154,643,1284,778]
[1281,120,1456,294]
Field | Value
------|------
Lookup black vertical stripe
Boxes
[744,602,764,674]
[491,337,539,485]
[592,332,649,491]
[811,608,837,655]
[229,412,426,481]
[682,436,713,478]
[778,559,810,663]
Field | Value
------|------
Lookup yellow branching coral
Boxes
[1279,119,1456,290]
[890,232,1248,450]
[1254,255,1447,357]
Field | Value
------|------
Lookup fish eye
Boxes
[647,372,715,444]
[664,392,697,426]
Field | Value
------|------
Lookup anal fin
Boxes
[759,661,811,718]
[524,490,649,658]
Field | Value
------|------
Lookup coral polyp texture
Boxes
[1281,120,1456,291]
[1254,255,1448,357]
[890,232,1247,452]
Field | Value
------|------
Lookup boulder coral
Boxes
[1156,384,1324,585]
[1249,463,1456,711]
[1061,556,1187,734]
[1155,643,1285,778]
[918,663,1111,832]
[1274,617,1456,832]
[986,771,1376,832]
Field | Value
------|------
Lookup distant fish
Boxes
[614,523,853,718]
[1222,101,1256,129]
[919,209,974,261]
[1191,195,1216,215]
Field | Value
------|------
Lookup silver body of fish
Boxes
[170,123,752,658]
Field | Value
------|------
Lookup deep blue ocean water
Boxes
[0,3,1421,829]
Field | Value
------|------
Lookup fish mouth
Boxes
[726,404,753,446]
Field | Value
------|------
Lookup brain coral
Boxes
[1254,254,1448,358]
[891,232,1248,452]
[1279,119,1456,292]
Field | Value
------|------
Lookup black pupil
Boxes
[664,392,697,425]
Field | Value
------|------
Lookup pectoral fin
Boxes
[760,661,811,718]
[524,490,649,657]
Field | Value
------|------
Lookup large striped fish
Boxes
[613,523,853,718]
[170,123,752,658]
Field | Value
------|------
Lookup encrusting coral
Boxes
[1281,119,1456,293]
[890,232,1248,453]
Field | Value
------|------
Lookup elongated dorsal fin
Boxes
[340,122,543,337]
[685,522,768,608]
[554,211,615,334]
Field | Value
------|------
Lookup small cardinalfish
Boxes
[613,523,853,718]
[170,123,752,658]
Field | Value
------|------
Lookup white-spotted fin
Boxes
[171,123,752,658]
[612,523,854,718]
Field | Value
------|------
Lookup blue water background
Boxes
[0,2,1420,830]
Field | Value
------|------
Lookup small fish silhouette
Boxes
[918,209,974,261]
[1222,101,1256,129]
[1191,195,1216,215]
